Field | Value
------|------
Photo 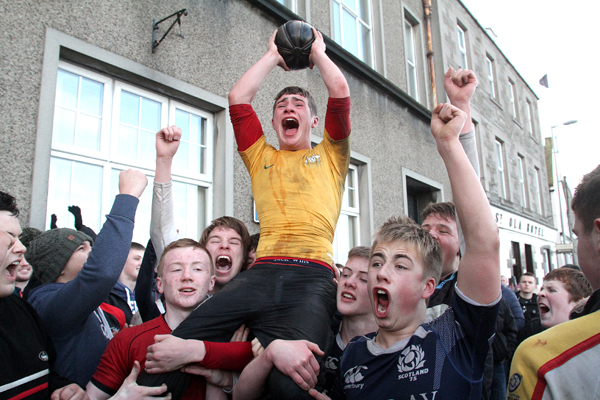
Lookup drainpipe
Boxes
[423,0,437,108]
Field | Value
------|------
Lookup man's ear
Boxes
[311,116,319,129]
[422,277,436,300]
[594,218,600,252]
[272,119,275,131]
[156,276,164,294]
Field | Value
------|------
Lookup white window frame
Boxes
[275,0,296,12]
[47,61,214,243]
[495,139,506,198]
[486,55,496,98]
[509,80,517,118]
[168,100,215,183]
[534,167,543,215]
[332,0,374,66]
[404,17,418,100]
[518,155,528,208]
[457,24,468,69]
[110,81,169,172]
[526,99,535,134]
[333,164,360,265]
[52,63,113,160]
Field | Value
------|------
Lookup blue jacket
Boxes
[28,194,139,387]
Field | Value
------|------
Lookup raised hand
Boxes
[268,29,290,71]
[444,67,477,107]
[156,126,181,159]
[308,27,326,70]
[430,103,467,145]
[68,205,83,230]
[119,169,148,199]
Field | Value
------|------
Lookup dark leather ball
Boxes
[274,20,315,70]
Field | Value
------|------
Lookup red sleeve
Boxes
[324,97,351,141]
[229,104,264,151]
[90,332,131,395]
[200,341,254,371]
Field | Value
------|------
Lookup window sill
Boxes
[513,118,523,129]
[490,96,503,110]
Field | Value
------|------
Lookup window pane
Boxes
[141,98,161,132]
[348,215,358,249]
[118,125,138,158]
[79,77,103,115]
[172,180,206,239]
[139,131,156,165]
[56,70,79,109]
[333,4,342,44]
[120,91,140,126]
[174,141,189,171]
[176,109,190,141]
[347,170,356,208]
[190,115,201,145]
[407,65,417,98]
[76,114,101,151]
[175,109,205,175]
[276,0,294,10]
[343,0,356,13]
[404,21,414,61]
[110,168,152,244]
[342,9,359,58]
[53,107,76,147]
[360,23,371,63]
[358,0,369,21]
[47,158,102,232]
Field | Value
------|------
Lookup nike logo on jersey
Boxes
[264,164,275,169]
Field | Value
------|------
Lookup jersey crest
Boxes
[344,365,368,390]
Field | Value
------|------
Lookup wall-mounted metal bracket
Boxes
[152,9,188,53]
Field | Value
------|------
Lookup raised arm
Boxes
[430,103,500,304]
[31,170,146,334]
[151,126,180,262]
[228,30,288,106]
[444,67,479,254]
[309,28,349,99]
[444,67,476,135]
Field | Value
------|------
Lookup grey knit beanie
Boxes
[19,227,42,249]
[26,228,94,284]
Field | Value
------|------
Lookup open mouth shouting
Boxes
[374,288,390,318]
[215,255,233,275]
[3,259,20,283]
[282,117,299,134]
[538,302,549,316]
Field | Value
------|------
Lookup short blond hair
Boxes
[371,216,442,283]
[158,238,213,276]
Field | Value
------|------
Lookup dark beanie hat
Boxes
[19,227,42,249]
[26,228,94,284]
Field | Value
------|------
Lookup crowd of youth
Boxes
[2,24,600,400]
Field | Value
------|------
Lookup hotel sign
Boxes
[491,206,556,241]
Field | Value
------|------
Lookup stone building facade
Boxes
[0,0,554,275]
